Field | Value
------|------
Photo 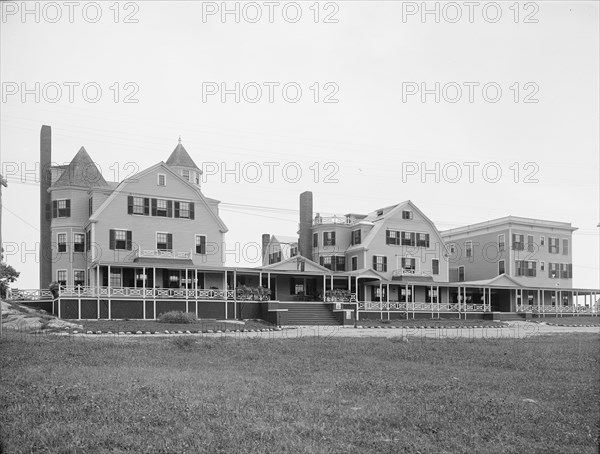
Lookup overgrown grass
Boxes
[535,316,600,326]
[1,333,598,453]
[157,310,197,324]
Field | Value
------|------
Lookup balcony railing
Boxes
[7,288,54,300]
[313,215,354,226]
[392,269,433,277]
[136,249,192,260]
[56,286,258,300]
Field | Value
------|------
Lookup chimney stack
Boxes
[40,125,52,289]
[261,233,271,265]
[298,191,313,260]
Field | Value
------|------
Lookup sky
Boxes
[1,0,599,289]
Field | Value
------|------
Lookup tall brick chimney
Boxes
[298,191,313,260]
[39,125,52,289]
[261,233,271,265]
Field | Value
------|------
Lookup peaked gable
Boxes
[53,147,109,189]
[261,256,331,273]
[166,142,200,170]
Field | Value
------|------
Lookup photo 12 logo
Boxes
[402,82,539,104]
[1,1,140,23]
[401,1,539,24]
[201,82,340,104]
[201,1,340,24]
[1,82,140,104]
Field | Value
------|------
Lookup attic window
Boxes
[182,170,190,181]
[195,173,200,185]
[377,209,384,216]
[158,174,166,186]
[402,210,413,220]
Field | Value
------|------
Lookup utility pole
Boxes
[1,173,6,339]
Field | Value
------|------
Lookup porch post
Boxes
[185,268,189,314]
[96,265,100,319]
[153,267,157,320]
[194,269,198,319]
[107,264,111,320]
[323,274,327,299]
[437,285,440,318]
[223,270,227,320]
[142,266,146,320]
[233,270,237,319]
[379,281,383,318]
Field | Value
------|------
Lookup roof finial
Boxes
[178,135,182,144]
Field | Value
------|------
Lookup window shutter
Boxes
[109,230,116,250]
[372,256,377,268]
[167,201,173,217]
[385,230,390,245]
[45,203,51,221]
[189,203,195,220]
[568,264,572,278]
[331,232,336,245]
[320,256,324,266]
[144,198,150,216]
[556,240,560,254]
[52,200,58,218]
[383,256,388,272]
[126,231,132,251]
[127,196,133,214]
[174,201,180,218]
[548,265,552,278]
[410,232,415,246]
[432,259,439,275]
[167,234,173,250]
[151,199,157,216]
[65,200,71,217]
[425,234,430,247]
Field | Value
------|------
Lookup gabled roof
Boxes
[459,274,525,288]
[343,268,388,280]
[166,140,200,171]
[52,147,109,189]
[272,235,298,245]
[261,255,330,273]
[88,162,227,233]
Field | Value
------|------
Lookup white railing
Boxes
[356,301,486,312]
[517,305,598,314]
[324,293,357,303]
[313,215,353,226]
[58,286,243,300]
[136,249,192,260]
[391,269,434,278]
[7,288,54,300]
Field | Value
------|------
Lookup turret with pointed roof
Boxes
[165,138,203,186]
[52,147,108,189]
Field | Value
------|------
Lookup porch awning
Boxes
[132,258,195,267]
[390,275,434,283]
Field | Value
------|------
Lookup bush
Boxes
[158,311,197,324]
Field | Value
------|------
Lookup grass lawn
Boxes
[67,318,275,334]
[1,333,598,453]
[534,316,600,326]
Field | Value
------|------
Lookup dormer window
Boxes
[402,210,413,220]
[377,209,384,216]
[195,173,200,185]
[158,174,166,186]
[182,170,190,181]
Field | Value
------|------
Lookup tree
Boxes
[0,262,19,299]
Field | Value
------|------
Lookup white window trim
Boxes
[156,231,170,250]
[540,236,545,246]
[73,232,85,253]
[498,260,505,275]
[56,269,68,285]
[498,234,505,251]
[157,173,166,186]
[373,254,387,272]
[431,258,439,275]
[458,265,465,281]
[181,170,190,181]
[397,255,418,274]
[351,255,358,270]
[57,232,68,252]
[465,240,473,257]
[195,234,206,255]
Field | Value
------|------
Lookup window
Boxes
[373,255,387,272]
[416,233,430,248]
[432,259,439,275]
[400,287,412,302]
[512,234,524,250]
[109,229,132,250]
[527,261,536,277]
[351,229,361,245]
[86,229,91,252]
[127,196,149,216]
[323,232,336,247]
[549,237,559,254]
[57,233,67,252]
[560,263,573,279]
[498,260,505,275]
[498,234,505,252]
[465,241,473,258]
[401,231,415,246]
[175,201,194,219]
[515,260,536,277]
[402,210,413,220]
[313,233,318,248]
[73,233,85,252]
[157,233,172,251]
[73,270,85,287]
[294,283,304,294]
[527,235,534,252]
[53,199,71,218]
[182,170,190,181]
[336,256,346,272]
[133,197,145,215]
[540,261,545,271]
[386,230,400,245]
[401,257,416,273]
[426,288,438,303]
[195,235,206,254]
[562,239,569,255]
[449,244,456,254]
[195,173,200,185]
[89,197,93,216]
[290,246,298,257]
[549,263,559,278]
[269,251,282,264]
[57,270,67,286]
[540,236,545,246]
[320,256,333,270]
[110,268,122,288]
[158,174,166,186]
[351,256,358,271]
[458,266,465,282]
[156,199,168,217]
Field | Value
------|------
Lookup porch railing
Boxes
[357,301,484,312]
[6,288,54,300]
[392,269,433,278]
[57,286,250,300]
[517,304,597,314]
[136,249,192,260]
